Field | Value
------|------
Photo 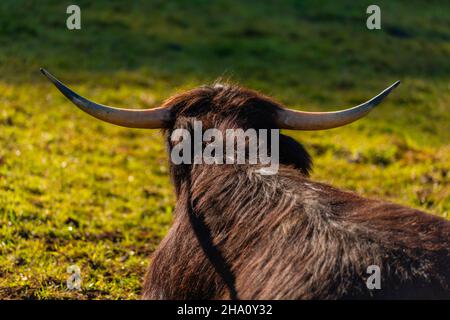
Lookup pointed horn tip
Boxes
[40,68,60,87]
[40,68,52,80]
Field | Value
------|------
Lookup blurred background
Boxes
[0,0,448,299]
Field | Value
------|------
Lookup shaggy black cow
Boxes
[41,68,450,299]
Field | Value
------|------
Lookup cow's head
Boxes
[40,69,399,188]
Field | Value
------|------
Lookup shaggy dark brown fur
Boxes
[142,84,450,299]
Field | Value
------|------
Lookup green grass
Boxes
[0,0,449,299]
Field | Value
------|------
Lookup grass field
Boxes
[0,0,449,299]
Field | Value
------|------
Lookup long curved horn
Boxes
[276,81,400,130]
[40,68,170,128]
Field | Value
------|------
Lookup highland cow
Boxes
[41,68,450,300]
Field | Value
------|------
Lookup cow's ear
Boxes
[278,134,312,176]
